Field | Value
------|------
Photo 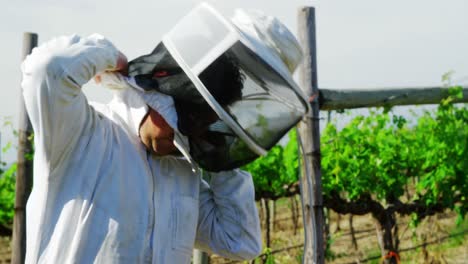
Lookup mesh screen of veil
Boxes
[128,42,307,172]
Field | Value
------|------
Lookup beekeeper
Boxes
[21,3,308,264]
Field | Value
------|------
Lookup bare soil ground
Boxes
[0,237,11,263]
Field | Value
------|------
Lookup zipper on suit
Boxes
[144,152,155,263]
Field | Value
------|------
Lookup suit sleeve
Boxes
[21,34,120,170]
[195,169,262,260]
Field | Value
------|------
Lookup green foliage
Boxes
[243,130,299,199]
[246,84,467,227]
[0,163,16,227]
[295,249,303,263]
[262,248,276,264]
[0,118,19,228]
[447,217,468,247]
[411,87,468,220]
[325,234,337,261]
[321,86,468,223]
[321,110,410,201]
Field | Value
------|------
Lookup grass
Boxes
[399,216,468,263]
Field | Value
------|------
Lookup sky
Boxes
[1,0,467,163]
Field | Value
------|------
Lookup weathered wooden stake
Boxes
[193,249,210,264]
[297,7,324,264]
[265,198,271,248]
[12,32,37,264]
[319,86,468,110]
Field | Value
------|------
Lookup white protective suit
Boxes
[21,34,262,264]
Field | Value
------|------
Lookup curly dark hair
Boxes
[176,52,245,136]
[199,52,245,106]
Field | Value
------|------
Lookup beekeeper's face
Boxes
[139,107,176,155]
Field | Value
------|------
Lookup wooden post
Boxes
[297,7,324,264]
[264,198,271,248]
[193,250,209,264]
[319,86,468,110]
[12,32,37,264]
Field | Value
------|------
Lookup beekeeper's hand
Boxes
[115,52,128,75]
[94,51,128,84]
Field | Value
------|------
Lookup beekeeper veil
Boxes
[127,3,309,172]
